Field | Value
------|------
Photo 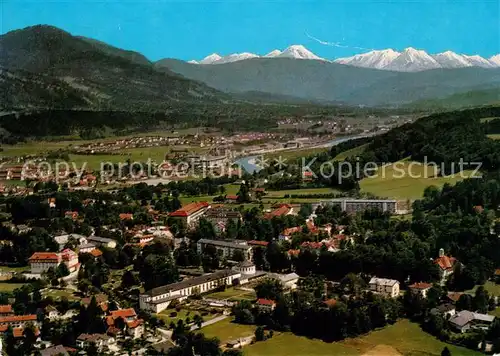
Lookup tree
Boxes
[441,346,451,356]
[193,314,203,329]
[121,270,138,289]
[255,326,265,341]
[56,262,70,278]
[255,278,284,301]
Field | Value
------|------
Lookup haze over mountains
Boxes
[191,45,500,72]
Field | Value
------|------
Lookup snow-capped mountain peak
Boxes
[265,49,282,58]
[432,51,471,68]
[277,45,324,60]
[462,54,496,68]
[384,47,440,71]
[212,52,258,64]
[334,49,400,69]
[199,53,222,65]
[490,54,500,66]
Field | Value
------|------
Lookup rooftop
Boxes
[143,270,240,297]
[369,277,399,287]
[170,202,210,217]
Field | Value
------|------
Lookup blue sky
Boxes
[2,0,498,61]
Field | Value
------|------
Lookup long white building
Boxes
[139,270,241,313]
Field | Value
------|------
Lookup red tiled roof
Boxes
[0,325,40,338]
[282,227,302,236]
[409,282,432,290]
[169,202,210,217]
[226,195,238,200]
[110,308,136,319]
[0,305,12,314]
[90,249,103,257]
[126,319,143,328]
[0,314,37,323]
[473,205,484,213]
[324,299,337,307]
[288,249,300,257]
[434,255,457,271]
[264,204,292,219]
[256,298,275,306]
[248,240,269,247]
[29,252,59,261]
[447,292,464,303]
[495,269,500,276]
[119,213,134,220]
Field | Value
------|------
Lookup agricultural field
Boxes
[360,161,477,200]
[244,319,480,356]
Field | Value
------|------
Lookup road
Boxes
[190,314,228,331]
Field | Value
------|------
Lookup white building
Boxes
[169,202,210,227]
[369,277,400,298]
[28,249,79,274]
[267,272,300,290]
[408,282,432,298]
[139,270,241,313]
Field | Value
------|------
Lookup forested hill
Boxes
[339,106,500,173]
[0,25,224,111]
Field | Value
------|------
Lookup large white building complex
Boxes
[139,270,241,313]
[197,239,253,261]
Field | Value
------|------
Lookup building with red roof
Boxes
[106,308,144,339]
[29,249,79,274]
[0,305,13,316]
[409,282,433,298]
[434,248,459,285]
[0,314,38,328]
[169,202,210,227]
[119,213,134,221]
[256,298,276,311]
[264,204,294,220]
[247,240,269,247]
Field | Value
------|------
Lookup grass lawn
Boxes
[42,288,80,301]
[490,308,500,318]
[0,265,29,273]
[265,187,338,198]
[487,134,500,140]
[360,161,477,200]
[245,319,479,356]
[466,281,500,296]
[157,308,219,326]
[0,283,27,292]
[333,144,369,161]
[206,288,256,301]
[480,117,500,123]
[201,318,255,343]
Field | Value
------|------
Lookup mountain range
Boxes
[2,25,500,112]
[191,45,500,72]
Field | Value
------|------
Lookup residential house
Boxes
[86,236,117,249]
[106,308,144,339]
[449,310,495,333]
[40,345,70,356]
[79,242,97,254]
[434,248,459,285]
[256,298,276,311]
[409,282,433,298]
[267,273,300,290]
[81,294,109,312]
[76,333,115,351]
[0,305,13,316]
[140,270,241,313]
[369,277,400,298]
[430,303,456,318]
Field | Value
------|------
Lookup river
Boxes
[235,133,375,174]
